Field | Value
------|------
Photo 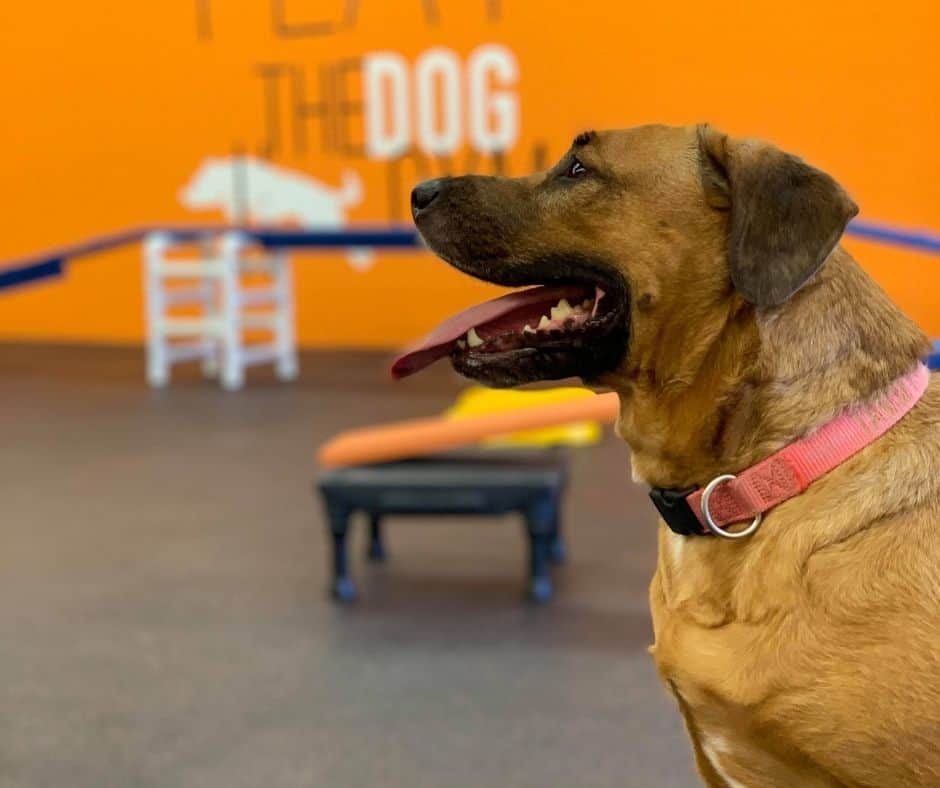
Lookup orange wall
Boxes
[0,1,938,346]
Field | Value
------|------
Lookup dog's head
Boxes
[393,124,857,388]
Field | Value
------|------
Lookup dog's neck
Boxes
[610,247,929,490]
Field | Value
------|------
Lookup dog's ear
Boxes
[697,124,858,307]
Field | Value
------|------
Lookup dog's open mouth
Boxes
[391,271,629,387]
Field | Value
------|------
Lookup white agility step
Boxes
[143,231,298,391]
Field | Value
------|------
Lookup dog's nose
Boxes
[411,179,443,217]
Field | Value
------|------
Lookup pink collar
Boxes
[650,363,930,538]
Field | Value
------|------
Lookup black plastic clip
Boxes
[648,486,705,536]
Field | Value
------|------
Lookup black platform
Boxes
[316,449,569,603]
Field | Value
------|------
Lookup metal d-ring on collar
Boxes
[700,474,763,539]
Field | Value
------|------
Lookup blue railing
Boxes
[928,341,940,370]
[0,224,420,291]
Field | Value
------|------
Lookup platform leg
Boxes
[548,492,566,564]
[325,502,356,602]
[366,513,386,562]
[524,497,554,603]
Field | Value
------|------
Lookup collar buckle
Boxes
[648,486,704,536]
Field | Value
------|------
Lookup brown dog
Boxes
[400,124,940,786]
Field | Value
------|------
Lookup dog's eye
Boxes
[566,157,588,179]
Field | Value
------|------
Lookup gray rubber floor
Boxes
[0,345,697,788]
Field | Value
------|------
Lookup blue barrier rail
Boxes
[929,341,940,370]
[845,221,940,255]
[0,224,421,291]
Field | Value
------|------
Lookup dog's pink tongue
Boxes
[391,285,575,379]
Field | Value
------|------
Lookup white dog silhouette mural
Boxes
[179,157,374,270]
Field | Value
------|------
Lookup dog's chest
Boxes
[651,532,838,786]
[695,728,751,788]
[653,533,756,782]
[662,668,805,787]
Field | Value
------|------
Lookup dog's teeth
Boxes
[457,339,467,349]
[522,324,536,335]
[537,315,551,330]
[550,299,573,322]
[467,328,484,348]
